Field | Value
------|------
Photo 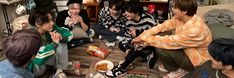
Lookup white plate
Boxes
[94,60,114,72]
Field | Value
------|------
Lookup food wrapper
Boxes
[86,45,110,59]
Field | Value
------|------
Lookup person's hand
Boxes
[49,31,62,44]
[71,17,78,24]
[110,27,120,33]
[129,28,136,37]
[114,27,120,33]
[77,16,83,23]
[109,26,115,32]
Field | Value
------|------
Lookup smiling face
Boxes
[68,3,81,17]
[125,11,138,20]
[109,5,121,17]
[37,14,54,32]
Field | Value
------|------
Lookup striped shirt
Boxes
[139,15,212,66]
[121,13,157,49]
[98,7,127,29]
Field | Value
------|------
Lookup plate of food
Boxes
[94,60,114,72]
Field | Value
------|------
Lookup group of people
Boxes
[0,0,234,78]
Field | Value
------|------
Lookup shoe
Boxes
[87,28,95,38]
[53,69,67,78]
[104,40,115,47]
[146,51,157,69]
[116,36,125,41]
[89,38,93,42]
[98,35,103,40]
[163,68,188,78]
[105,65,127,77]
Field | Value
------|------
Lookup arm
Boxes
[98,8,113,29]
[141,24,210,49]
[79,9,90,31]
[135,19,157,36]
[53,24,73,42]
[28,42,57,72]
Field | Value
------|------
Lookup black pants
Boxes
[93,24,125,42]
[118,42,156,69]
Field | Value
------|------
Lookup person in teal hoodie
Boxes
[28,8,73,77]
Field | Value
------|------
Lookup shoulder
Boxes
[142,13,155,20]
[58,10,69,16]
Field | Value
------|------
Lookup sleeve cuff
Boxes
[51,42,58,48]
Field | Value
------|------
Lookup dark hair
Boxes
[66,0,83,6]
[125,2,143,16]
[28,8,55,26]
[2,29,42,66]
[174,0,197,16]
[208,38,234,69]
[109,0,124,11]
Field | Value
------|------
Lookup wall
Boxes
[0,4,19,35]
[0,0,66,34]
[216,0,234,4]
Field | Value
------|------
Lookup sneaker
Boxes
[87,28,95,38]
[53,69,67,78]
[163,68,188,78]
[98,35,103,40]
[146,51,157,69]
[104,40,115,47]
[105,65,127,77]
[89,38,93,42]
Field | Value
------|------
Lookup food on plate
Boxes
[95,63,108,71]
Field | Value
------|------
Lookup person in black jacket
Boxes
[56,0,95,49]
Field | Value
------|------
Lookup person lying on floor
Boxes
[105,2,157,77]
[0,29,41,78]
[56,0,95,49]
[132,0,212,77]
[183,38,234,78]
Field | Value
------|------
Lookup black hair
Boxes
[66,0,83,6]
[28,8,55,26]
[2,29,42,66]
[109,0,124,11]
[125,2,143,16]
[174,0,198,16]
[208,38,234,69]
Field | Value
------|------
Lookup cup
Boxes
[16,4,26,15]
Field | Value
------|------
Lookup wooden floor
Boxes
[65,38,163,78]
[0,37,164,78]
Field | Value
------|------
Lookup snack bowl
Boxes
[94,60,114,72]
